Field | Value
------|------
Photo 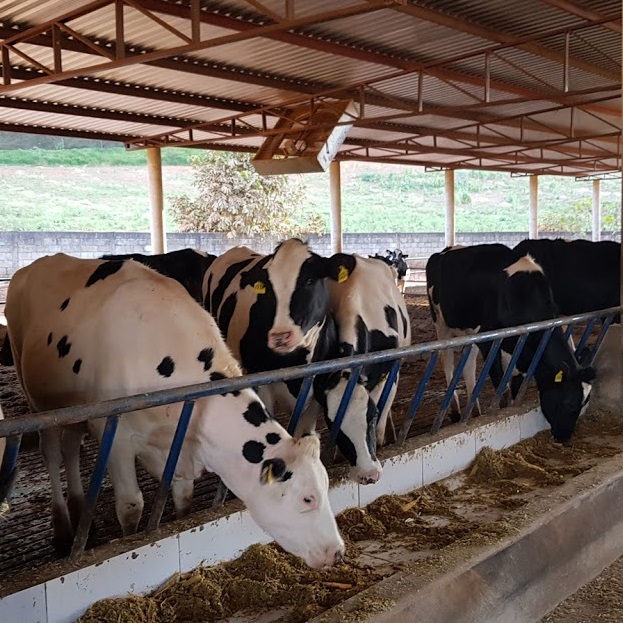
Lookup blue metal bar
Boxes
[459,339,502,423]
[431,345,473,434]
[70,414,119,561]
[586,314,615,365]
[287,376,314,436]
[327,367,362,449]
[398,351,438,444]
[376,359,402,423]
[487,333,529,414]
[0,434,21,479]
[574,317,597,359]
[564,323,575,340]
[514,327,555,403]
[0,306,620,439]
[146,400,196,532]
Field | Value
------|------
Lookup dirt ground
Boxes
[541,555,623,622]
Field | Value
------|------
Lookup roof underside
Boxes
[0,0,620,176]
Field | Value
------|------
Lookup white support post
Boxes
[592,179,601,242]
[329,160,343,254]
[444,169,455,247]
[529,175,539,239]
[147,147,166,255]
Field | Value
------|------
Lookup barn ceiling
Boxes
[0,0,620,176]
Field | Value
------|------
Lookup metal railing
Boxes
[0,306,618,561]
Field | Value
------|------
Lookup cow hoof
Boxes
[51,535,74,558]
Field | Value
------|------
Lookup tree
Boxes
[540,197,621,234]
[170,151,325,237]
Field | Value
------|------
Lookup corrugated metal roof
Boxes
[0,0,619,175]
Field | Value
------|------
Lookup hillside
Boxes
[0,148,619,233]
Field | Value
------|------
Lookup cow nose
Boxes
[271,331,292,346]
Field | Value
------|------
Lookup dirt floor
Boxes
[541,555,623,622]
[76,410,623,623]
[0,292,587,581]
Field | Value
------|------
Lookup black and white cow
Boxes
[426,244,596,442]
[369,249,409,293]
[101,248,217,304]
[4,253,344,567]
[203,238,385,484]
[513,238,620,317]
[318,255,412,452]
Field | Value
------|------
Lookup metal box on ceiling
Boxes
[252,99,359,176]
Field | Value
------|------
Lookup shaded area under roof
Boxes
[0,0,620,176]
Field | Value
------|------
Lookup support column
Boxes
[529,175,539,239]
[444,169,455,247]
[329,160,343,254]
[592,179,602,242]
[147,147,166,254]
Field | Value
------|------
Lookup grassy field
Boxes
[0,148,619,233]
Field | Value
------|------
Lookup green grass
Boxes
[0,152,619,233]
[0,147,195,166]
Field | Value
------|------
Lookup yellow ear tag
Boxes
[266,463,274,485]
[337,265,349,283]
[554,370,563,383]
[253,281,266,295]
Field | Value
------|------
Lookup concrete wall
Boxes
[0,230,619,278]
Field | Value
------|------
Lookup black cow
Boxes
[426,244,596,442]
[513,238,620,317]
[203,238,386,484]
[101,248,217,304]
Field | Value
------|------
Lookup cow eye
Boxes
[303,496,314,504]
[305,278,315,287]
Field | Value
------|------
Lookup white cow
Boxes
[4,253,344,568]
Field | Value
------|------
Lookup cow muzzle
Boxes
[268,330,294,352]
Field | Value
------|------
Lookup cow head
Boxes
[537,360,596,442]
[315,371,383,485]
[239,239,356,355]
[210,402,345,568]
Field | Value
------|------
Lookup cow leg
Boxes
[40,428,74,555]
[60,425,85,532]
[440,349,461,414]
[371,376,398,447]
[171,478,194,517]
[463,345,481,416]
[106,440,143,536]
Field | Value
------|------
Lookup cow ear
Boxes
[260,458,287,484]
[240,267,264,291]
[325,253,356,283]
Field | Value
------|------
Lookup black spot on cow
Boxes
[56,336,71,359]
[85,260,124,288]
[384,305,398,332]
[244,401,269,427]
[243,440,265,464]
[266,432,281,445]
[157,356,175,378]
[60,298,70,311]
[210,258,255,313]
[218,292,237,339]
[197,347,214,371]
[399,306,409,340]
[72,359,82,374]
[47,332,53,346]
